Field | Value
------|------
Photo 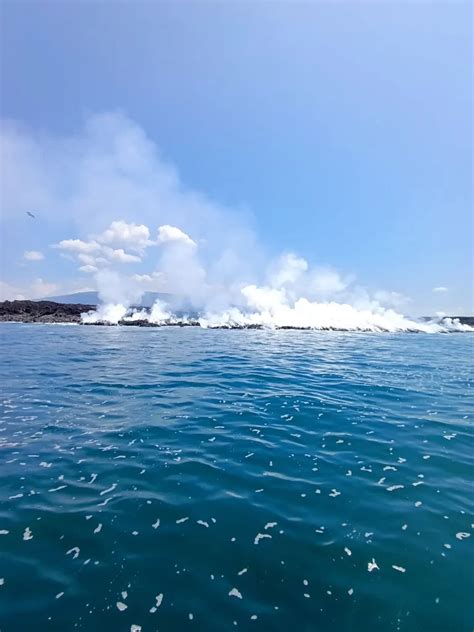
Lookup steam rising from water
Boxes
[78,224,471,333]
[3,112,470,330]
[81,298,471,333]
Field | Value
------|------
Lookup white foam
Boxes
[254,533,272,545]
[264,522,277,530]
[368,558,379,572]
[48,485,67,492]
[66,547,80,559]
[23,527,33,541]
[100,483,117,496]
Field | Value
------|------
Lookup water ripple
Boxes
[0,324,473,631]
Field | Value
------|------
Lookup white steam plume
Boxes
[72,221,471,332]
[81,269,146,325]
[2,111,472,330]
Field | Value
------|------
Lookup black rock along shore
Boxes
[0,300,95,323]
[0,300,473,329]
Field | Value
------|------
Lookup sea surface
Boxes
[0,323,473,632]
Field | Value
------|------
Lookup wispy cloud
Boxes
[54,222,149,272]
[432,286,448,293]
[0,278,58,301]
[23,250,44,261]
[373,290,411,308]
[0,280,26,301]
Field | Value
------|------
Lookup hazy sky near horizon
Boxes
[0,1,472,315]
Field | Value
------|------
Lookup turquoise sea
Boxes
[0,323,473,631]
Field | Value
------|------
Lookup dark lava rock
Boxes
[0,300,95,323]
[451,316,474,327]
[118,319,200,327]
[119,319,160,327]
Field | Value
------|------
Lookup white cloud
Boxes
[97,220,152,252]
[31,278,59,298]
[374,290,411,308]
[55,221,147,270]
[23,250,44,261]
[132,271,165,284]
[0,278,59,300]
[79,264,99,274]
[132,273,153,283]
[157,225,196,247]
[76,253,100,266]
[432,286,448,293]
[56,239,101,254]
[105,248,141,263]
[0,280,26,301]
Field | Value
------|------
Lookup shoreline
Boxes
[1,300,473,332]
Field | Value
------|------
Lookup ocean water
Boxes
[0,324,472,632]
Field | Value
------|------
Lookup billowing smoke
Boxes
[57,220,471,332]
[81,269,145,324]
[2,111,472,331]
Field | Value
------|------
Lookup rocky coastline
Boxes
[0,300,95,324]
[1,300,473,330]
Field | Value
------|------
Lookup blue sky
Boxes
[0,1,472,315]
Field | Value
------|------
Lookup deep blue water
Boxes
[0,323,473,632]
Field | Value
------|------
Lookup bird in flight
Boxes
[26,211,36,218]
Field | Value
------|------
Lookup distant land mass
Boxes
[42,291,173,307]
